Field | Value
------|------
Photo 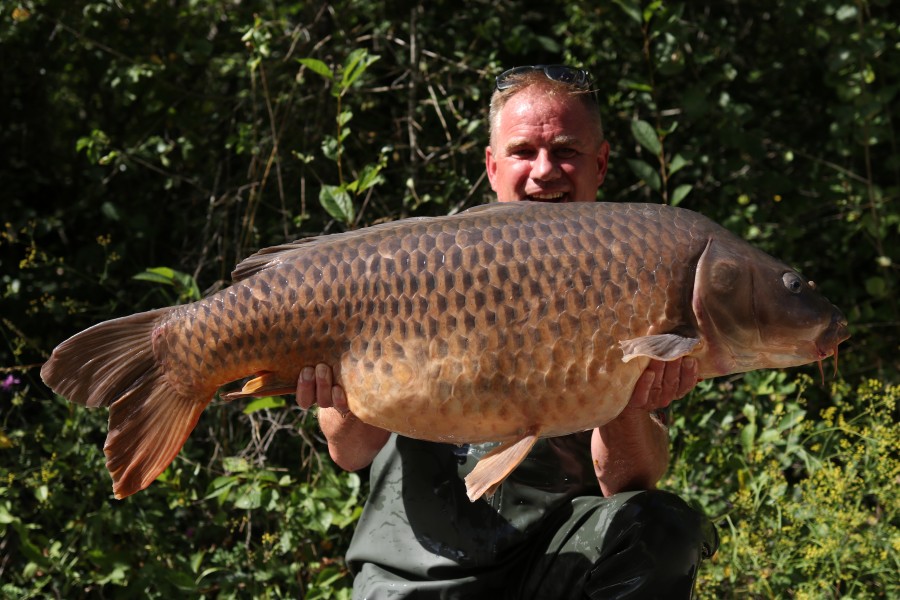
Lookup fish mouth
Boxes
[813,314,851,382]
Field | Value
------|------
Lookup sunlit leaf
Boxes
[243,396,286,414]
[319,184,354,224]
[223,456,251,473]
[298,58,333,80]
[133,267,177,285]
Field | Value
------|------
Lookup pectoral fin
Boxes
[464,430,539,502]
[620,334,701,363]
[221,372,296,401]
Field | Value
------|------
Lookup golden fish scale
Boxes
[156,203,708,443]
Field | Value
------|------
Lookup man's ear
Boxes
[596,141,610,187]
[485,145,499,191]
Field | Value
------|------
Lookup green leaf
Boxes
[340,48,379,91]
[612,0,642,23]
[100,201,121,221]
[536,35,561,53]
[297,58,333,80]
[643,0,663,23]
[233,482,262,509]
[203,475,239,501]
[758,428,780,444]
[668,153,688,175]
[190,550,205,574]
[671,184,692,207]
[622,79,653,92]
[337,110,353,127]
[740,422,757,453]
[165,570,197,591]
[631,119,662,156]
[319,184,354,224]
[626,159,662,192]
[243,396,287,414]
[778,409,806,432]
[133,267,200,301]
[0,503,16,524]
[835,4,857,22]
[321,136,339,161]
[354,162,385,194]
[133,266,177,285]
[223,456,251,473]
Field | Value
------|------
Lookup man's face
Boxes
[486,88,610,203]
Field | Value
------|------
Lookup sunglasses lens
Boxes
[495,65,591,91]
[545,65,580,84]
[495,66,531,89]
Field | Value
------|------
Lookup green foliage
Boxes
[1,0,898,597]
[301,49,386,226]
[669,375,900,598]
[1,389,360,598]
[133,267,202,304]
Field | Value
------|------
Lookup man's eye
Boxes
[511,148,535,159]
[555,148,577,159]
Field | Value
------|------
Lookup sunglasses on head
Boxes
[495,64,595,92]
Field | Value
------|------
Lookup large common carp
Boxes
[41,202,849,501]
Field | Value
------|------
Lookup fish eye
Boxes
[782,272,803,294]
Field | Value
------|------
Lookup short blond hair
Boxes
[488,72,604,149]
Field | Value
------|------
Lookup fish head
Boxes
[692,236,850,377]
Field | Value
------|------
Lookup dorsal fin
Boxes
[231,216,438,282]
[231,238,322,282]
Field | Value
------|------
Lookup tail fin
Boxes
[41,309,211,499]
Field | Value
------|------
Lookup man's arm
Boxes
[296,365,390,471]
[591,357,697,496]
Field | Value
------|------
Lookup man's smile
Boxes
[526,191,571,202]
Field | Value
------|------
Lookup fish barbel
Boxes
[40,202,849,500]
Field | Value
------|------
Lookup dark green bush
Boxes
[1,1,897,597]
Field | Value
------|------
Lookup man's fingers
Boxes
[296,366,317,409]
[675,357,699,400]
[315,363,334,409]
[656,360,680,407]
[295,363,343,410]
[331,385,350,416]
[629,367,656,410]
[652,357,700,408]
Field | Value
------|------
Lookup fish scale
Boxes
[40,201,849,500]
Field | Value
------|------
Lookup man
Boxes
[297,65,718,598]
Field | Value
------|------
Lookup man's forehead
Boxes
[498,90,591,134]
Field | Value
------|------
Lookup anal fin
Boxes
[464,430,539,502]
[221,372,296,401]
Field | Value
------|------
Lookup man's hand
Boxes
[628,357,699,411]
[295,364,390,472]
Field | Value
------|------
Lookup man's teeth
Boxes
[530,193,565,200]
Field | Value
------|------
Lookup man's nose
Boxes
[531,150,560,180]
